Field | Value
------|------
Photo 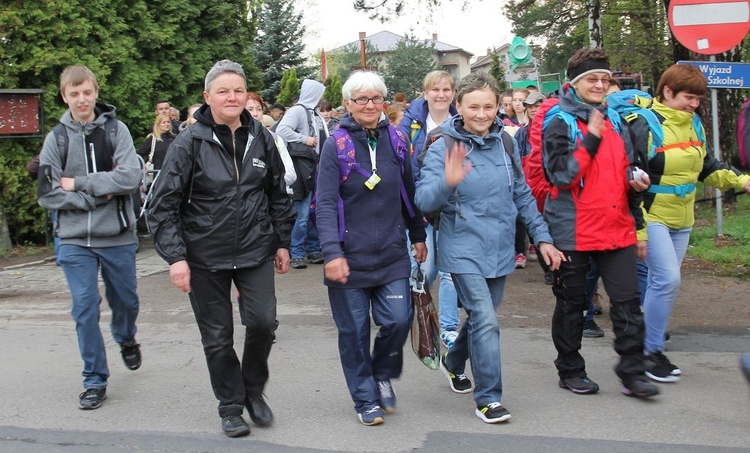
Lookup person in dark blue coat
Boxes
[316,71,426,426]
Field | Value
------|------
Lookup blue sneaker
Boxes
[377,381,396,413]
[357,406,384,426]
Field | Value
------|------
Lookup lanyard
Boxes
[367,140,377,173]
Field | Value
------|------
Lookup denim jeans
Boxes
[189,262,277,417]
[291,192,321,259]
[328,278,412,413]
[642,222,692,353]
[57,244,139,389]
[584,258,600,322]
[409,224,460,332]
[446,273,506,406]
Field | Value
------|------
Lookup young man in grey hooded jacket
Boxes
[276,79,330,269]
[37,65,142,411]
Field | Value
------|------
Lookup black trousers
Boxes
[189,261,277,417]
[551,247,646,380]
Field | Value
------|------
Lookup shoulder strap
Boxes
[500,130,522,178]
[295,104,315,137]
[52,123,69,169]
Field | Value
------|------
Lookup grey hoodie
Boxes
[38,103,141,247]
[276,79,329,152]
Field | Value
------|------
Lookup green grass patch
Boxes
[689,184,750,276]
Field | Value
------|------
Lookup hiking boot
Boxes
[246,394,274,427]
[592,293,604,315]
[377,380,396,414]
[440,330,458,349]
[439,352,472,394]
[357,406,384,426]
[120,339,141,370]
[558,376,600,394]
[582,320,604,338]
[544,270,555,285]
[514,253,527,269]
[645,351,680,383]
[221,415,250,437]
[291,258,307,269]
[621,376,660,398]
[78,388,107,410]
[475,402,511,424]
[307,252,324,264]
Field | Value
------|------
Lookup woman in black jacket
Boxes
[137,113,176,170]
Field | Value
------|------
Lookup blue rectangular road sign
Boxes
[678,61,750,89]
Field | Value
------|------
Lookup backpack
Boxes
[607,89,705,160]
[309,124,416,242]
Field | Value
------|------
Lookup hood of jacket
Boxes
[339,111,388,133]
[403,97,458,127]
[559,83,609,123]
[440,113,506,148]
[298,79,326,110]
[60,102,116,133]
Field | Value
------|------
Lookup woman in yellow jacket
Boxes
[639,64,750,383]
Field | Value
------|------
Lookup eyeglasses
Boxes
[583,76,612,86]
[351,96,385,105]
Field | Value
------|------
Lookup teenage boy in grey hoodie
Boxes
[276,79,329,269]
[37,65,143,411]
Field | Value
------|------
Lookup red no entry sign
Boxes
[668,0,750,54]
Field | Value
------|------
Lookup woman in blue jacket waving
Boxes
[415,72,563,424]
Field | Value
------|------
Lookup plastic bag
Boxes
[410,264,441,370]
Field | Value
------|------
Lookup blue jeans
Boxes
[57,244,139,389]
[328,278,412,413]
[446,273,506,405]
[642,223,692,353]
[291,192,321,259]
[584,258,600,322]
[409,224,460,332]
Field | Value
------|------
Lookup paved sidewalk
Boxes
[0,244,749,452]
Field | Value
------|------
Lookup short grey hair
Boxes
[456,72,500,104]
[204,59,246,92]
[342,71,387,101]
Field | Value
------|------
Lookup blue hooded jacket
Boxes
[398,97,458,182]
[415,116,553,277]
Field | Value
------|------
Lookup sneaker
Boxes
[475,402,511,424]
[558,376,600,394]
[582,320,604,338]
[514,253,527,269]
[78,388,107,410]
[592,293,604,315]
[544,270,555,285]
[291,258,307,269]
[527,245,537,260]
[621,376,660,398]
[377,380,396,413]
[645,351,680,383]
[120,339,141,370]
[439,352,472,393]
[440,330,458,349]
[307,252,324,264]
[357,406,384,426]
[221,415,251,437]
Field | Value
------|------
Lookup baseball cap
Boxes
[523,92,545,105]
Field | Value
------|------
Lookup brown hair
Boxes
[59,65,99,94]
[655,64,708,100]
[456,72,500,104]
[386,104,405,124]
[566,48,609,73]
[246,92,266,111]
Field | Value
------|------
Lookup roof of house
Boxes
[471,44,510,70]
[331,30,474,57]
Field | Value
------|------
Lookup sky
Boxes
[301,0,515,61]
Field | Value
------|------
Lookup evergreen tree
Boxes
[489,52,508,91]
[254,0,309,103]
[324,74,344,109]
[382,36,437,99]
[276,68,300,106]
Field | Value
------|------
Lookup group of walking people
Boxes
[38,48,750,437]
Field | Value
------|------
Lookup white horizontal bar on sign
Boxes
[672,2,750,26]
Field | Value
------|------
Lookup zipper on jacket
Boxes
[231,130,241,268]
[82,128,93,247]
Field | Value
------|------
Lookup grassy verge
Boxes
[689,185,750,277]
[0,244,55,260]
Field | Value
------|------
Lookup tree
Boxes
[381,36,437,99]
[489,51,508,91]
[276,68,300,106]
[324,74,344,109]
[0,0,262,245]
[254,0,309,103]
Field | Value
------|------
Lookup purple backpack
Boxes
[310,124,416,242]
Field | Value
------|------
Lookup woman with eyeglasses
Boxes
[315,71,426,426]
[542,48,657,399]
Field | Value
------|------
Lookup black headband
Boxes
[567,59,611,83]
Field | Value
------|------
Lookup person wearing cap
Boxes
[541,48,658,398]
